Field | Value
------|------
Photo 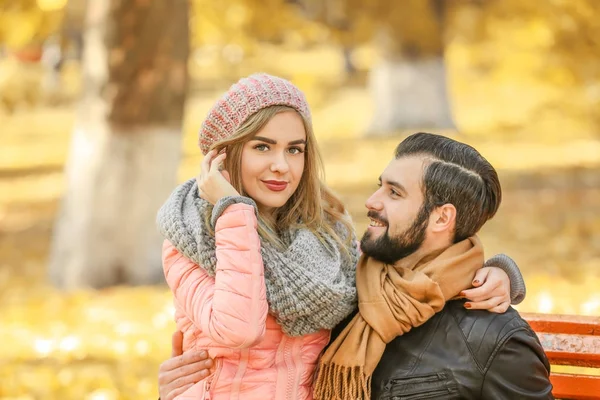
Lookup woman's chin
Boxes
[255,197,291,214]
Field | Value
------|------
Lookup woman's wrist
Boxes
[210,196,257,227]
[484,254,526,304]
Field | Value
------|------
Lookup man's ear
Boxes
[428,203,456,233]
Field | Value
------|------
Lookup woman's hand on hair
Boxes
[197,149,239,204]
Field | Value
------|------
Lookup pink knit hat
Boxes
[198,73,312,155]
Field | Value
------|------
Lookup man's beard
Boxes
[360,205,430,265]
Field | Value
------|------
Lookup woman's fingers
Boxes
[465,296,505,311]
[461,280,502,302]
[171,331,183,358]
[158,351,214,399]
[209,152,227,174]
[197,150,237,203]
[471,267,491,287]
[201,149,216,176]
[159,350,209,375]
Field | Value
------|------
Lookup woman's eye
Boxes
[288,147,304,155]
[390,190,400,197]
[254,144,269,152]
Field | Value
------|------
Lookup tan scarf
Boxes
[313,236,484,400]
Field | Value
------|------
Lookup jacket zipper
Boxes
[203,358,223,400]
[385,372,447,392]
[275,336,288,400]
[284,339,295,399]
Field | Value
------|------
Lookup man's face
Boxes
[360,155,430,264]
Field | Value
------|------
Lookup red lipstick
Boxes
[262,180,288,192]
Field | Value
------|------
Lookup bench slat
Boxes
[550,373,600,400]
[536,332,600,368]
[522,313,600,397]
[522,313,600,335]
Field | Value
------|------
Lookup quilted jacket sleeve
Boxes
[162,203,268,349]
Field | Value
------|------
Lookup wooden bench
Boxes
[522,313,600,400]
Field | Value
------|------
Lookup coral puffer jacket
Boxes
[163,203,330,400]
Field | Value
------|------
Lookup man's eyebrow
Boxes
[251,136,276,144]
[381,177,408,195]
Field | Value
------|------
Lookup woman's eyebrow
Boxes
[288,139,306,145]
[251,136,276,144]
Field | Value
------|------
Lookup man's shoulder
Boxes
[442,300,536,370]
[443,299,531,332]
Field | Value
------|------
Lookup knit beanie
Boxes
[198,73,312,155]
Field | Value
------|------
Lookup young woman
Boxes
[156,73,524,400]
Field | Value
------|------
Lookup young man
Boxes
[158,133,552,399]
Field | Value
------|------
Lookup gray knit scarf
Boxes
[156,179,360,337]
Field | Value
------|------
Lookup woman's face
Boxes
[240,111,307,215]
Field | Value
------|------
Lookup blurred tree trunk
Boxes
[367,0,454,134]
[53,0,86,69]
[49,0,189,289]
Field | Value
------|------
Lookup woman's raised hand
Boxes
[196,149,239,204]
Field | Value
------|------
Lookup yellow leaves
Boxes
[443,0,600,139]
[522,19,556,49]
[0,284,174,398]
[224,3,249,30]
[190,0,329,53]
[36,0,67,12]
[0,0,64,47]
[0,9,43,47]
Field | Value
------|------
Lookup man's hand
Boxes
[461,266,511,313]
[158,331,214,400]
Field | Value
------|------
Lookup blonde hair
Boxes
[204,105,353,255]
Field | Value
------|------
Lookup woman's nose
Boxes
[270,152,290,173]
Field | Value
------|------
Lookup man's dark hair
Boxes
[395,132,502,242]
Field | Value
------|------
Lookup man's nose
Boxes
[365,191,383,211]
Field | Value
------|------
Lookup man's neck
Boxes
[395,241,452,270]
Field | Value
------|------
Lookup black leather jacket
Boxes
[332,300,554,399]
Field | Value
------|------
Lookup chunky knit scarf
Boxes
[156,179,360,337]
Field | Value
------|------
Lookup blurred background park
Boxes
[1,0,599,398]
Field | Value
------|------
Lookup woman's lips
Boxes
[262,180,288,192]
